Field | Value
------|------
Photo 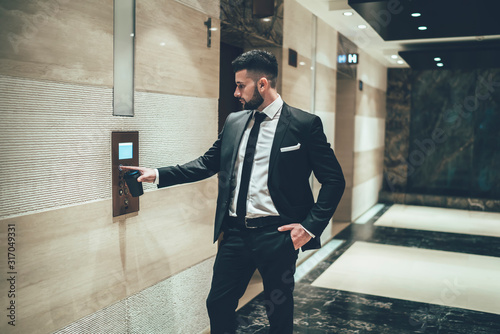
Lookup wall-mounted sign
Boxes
[338,53,359,64]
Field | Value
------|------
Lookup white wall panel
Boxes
[357,49,387,91]
[354,115,385,153]
[315,110,336,147]
[351,174,383,220]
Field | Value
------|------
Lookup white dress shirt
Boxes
[228,96,282,218]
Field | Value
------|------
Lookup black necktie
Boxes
[236,111,267,221]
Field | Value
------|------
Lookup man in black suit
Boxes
[122,50,345,333]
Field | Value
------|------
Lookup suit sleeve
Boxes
[157,131,222,188]
[300,116,345,236]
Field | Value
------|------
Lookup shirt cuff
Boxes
[300,225,316,238]
[153,168,159,185]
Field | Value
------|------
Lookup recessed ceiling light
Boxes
[397,60,404,64]
[130,33,135,37]
[262,17,272,22]
[411,13,421,17]
[418,26,428,31]
[391,55,398,59]
[437,63,444,67]
[434,57,441,61]
[358,24,367,29]
[343,11,353,16]
[299,61,306,66]
[160,42,166,46]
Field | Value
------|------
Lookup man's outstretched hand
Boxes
[120,166,156,183]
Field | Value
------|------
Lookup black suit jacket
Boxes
[158,102,345,251]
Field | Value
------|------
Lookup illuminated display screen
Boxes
[118,142,133,160]
[337,53,358,64]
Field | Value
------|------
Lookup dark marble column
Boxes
[381,68,500,212]
[383,68,412,193]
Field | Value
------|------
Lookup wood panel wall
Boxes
[0,180,217,334]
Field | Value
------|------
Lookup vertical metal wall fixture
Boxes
[310,14,317,115]
[113,0,135,116]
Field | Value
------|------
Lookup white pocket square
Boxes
[280,143,301,152]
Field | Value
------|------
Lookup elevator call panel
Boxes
[112,131,139,217]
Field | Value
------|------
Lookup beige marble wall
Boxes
[283,0,312,59]
[0,0,221,333]
[0,0,113,86]
[0,0,220,96]
[175,0,220,17]
[281,48,312,111]
[351,50,387,220]
[281,0,313,111]
[135,0,220,97]
[314,18,338,148]
[316,18,338,71]
[354,147,385,186]
[357,49,387,92]
[315,62,337,115]
[334,76,357,221]
[356,81,387,119]
[311,18,339,216]
[354,115,386,152]
[282,11,338,114]
[0,179,217,334]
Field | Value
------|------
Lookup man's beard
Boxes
[242,86,264,110]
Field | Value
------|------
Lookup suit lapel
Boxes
[269,103,291,176]
[225,110,253,169]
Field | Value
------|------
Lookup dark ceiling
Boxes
[399,41,500,70]
[348,0,500,41]
[348,0,500,70]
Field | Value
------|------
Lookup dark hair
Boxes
[232,49,278,88]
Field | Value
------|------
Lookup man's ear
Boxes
[258,77,268,91]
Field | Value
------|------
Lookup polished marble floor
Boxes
[234,204,500,333]
[375,204,500,238]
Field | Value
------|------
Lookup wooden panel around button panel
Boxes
[112,132,139,217]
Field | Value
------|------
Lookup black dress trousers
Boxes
[206,220,299,334]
